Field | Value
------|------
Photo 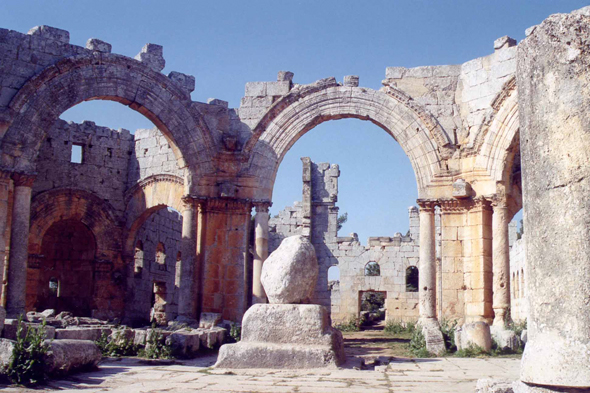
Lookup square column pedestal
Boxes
[215,304,345,368]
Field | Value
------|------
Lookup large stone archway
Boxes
[242,82,455,199]
[0,52,214,175]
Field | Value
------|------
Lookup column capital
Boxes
[489,194,509,210]
[253,200,272,213]
[416,198,438,212]
[11,172,36,187]
[0,168,12,182]
[472,195,492,211]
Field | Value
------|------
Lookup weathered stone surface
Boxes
[277,71,294,82]
[134,43,165,72]
[43,339,101,376]
[420,319,446,356]
[199,312,222,329]
[512,381,590,393]
[27,25,69,43]
[452,178,472,198]
[2,319,56,340]
[168,71,195,93]
[517,6,590,389]
[215,303,344,369]
[477,378,514,393]
[491,328,520,351]
[261,235,318,304]
[165,330,200,357]
[86,38,112,53]
[0,338,15,368]
[343,75,359,87]
[494,36,516,50]
[455,322,492,352]
[56,327,111,341]
[520,329,527,345]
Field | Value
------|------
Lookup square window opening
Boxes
[71,144,83,164]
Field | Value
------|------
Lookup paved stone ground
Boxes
[2,353,520,393]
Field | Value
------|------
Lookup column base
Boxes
[418,317,445,355]
[521,333,590,388]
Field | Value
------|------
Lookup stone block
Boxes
[215,303,344,369]
[55,327,110,341]
[0,338,15,368]
[0,307,5,336]
[343,75,359,87]
[27,25,70,43]
[455,321,492,352]
[266,81,290,96]
[207,98,229,107]
[43,339,101,377]
[277,71,294,82]
[134,43,165,72]
[2,319,56,340]
[166,330,201,357]
[85,38,112,53]
[491,328,520,351]
[494,36,516,50]
[385,67,406,79]
[199,312,222,329]
[245,82,266,97]
[168,71,195,93]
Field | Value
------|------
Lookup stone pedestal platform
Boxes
[215,304,345,369]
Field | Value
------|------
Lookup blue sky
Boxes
[1,1,584,241]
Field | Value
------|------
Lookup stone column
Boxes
[417,199,445,355]
[516,9,590,390]
[0,170,11,304]
[491,197,510,329]
[178,195,197,319]
[6,173,35,317]
[252,202,270,304]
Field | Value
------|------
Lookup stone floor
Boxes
[3,353,520,393]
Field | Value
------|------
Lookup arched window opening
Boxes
[406,266,419,292]
[327,265,340,291]
[365,262,380,277]
[156,242,166,271]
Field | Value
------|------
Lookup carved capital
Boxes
[0,169,12,182]
[253,200,272,213]
[472,195,492,211]
[416,198,438,213]
[11,172,36,187]
[489,194,509,210]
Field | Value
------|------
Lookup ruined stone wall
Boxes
[270,158,442,324]
[509,235,527,322]
[383,36,517,153]
[127,207,183,325]
[127,128,183,186]
[33,119,133,215]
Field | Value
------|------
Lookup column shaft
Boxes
[418,203,436,321]
[178,196,197,318]
[492,200,510,328]
[252,203,270,304]
[0,171,10,304]
[6,174,34,317]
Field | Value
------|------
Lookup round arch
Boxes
[242,82,454,199]
[28,188,121,257]
[0,52,214,174]
[124,174,185,258]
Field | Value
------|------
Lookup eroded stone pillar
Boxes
[417,199,444,355]
[517,8,590,390]
[178,195,197,319]
[491,197,510,329]
[6,173,35,317]
[252,202,270,304]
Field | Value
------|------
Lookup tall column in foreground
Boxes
[417,199,445,355]
[517,8,590,390]
[6,173,35,317]
[491,196,511,329]
[252,202,270,304]
[178,195,197,319]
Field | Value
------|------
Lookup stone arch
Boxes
[28,188,122,257]
[475,77,520,183]
[242,83,454,199]
[124,174,184,258]
[0,52,214,174]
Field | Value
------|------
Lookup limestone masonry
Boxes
[0,6,589,391]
